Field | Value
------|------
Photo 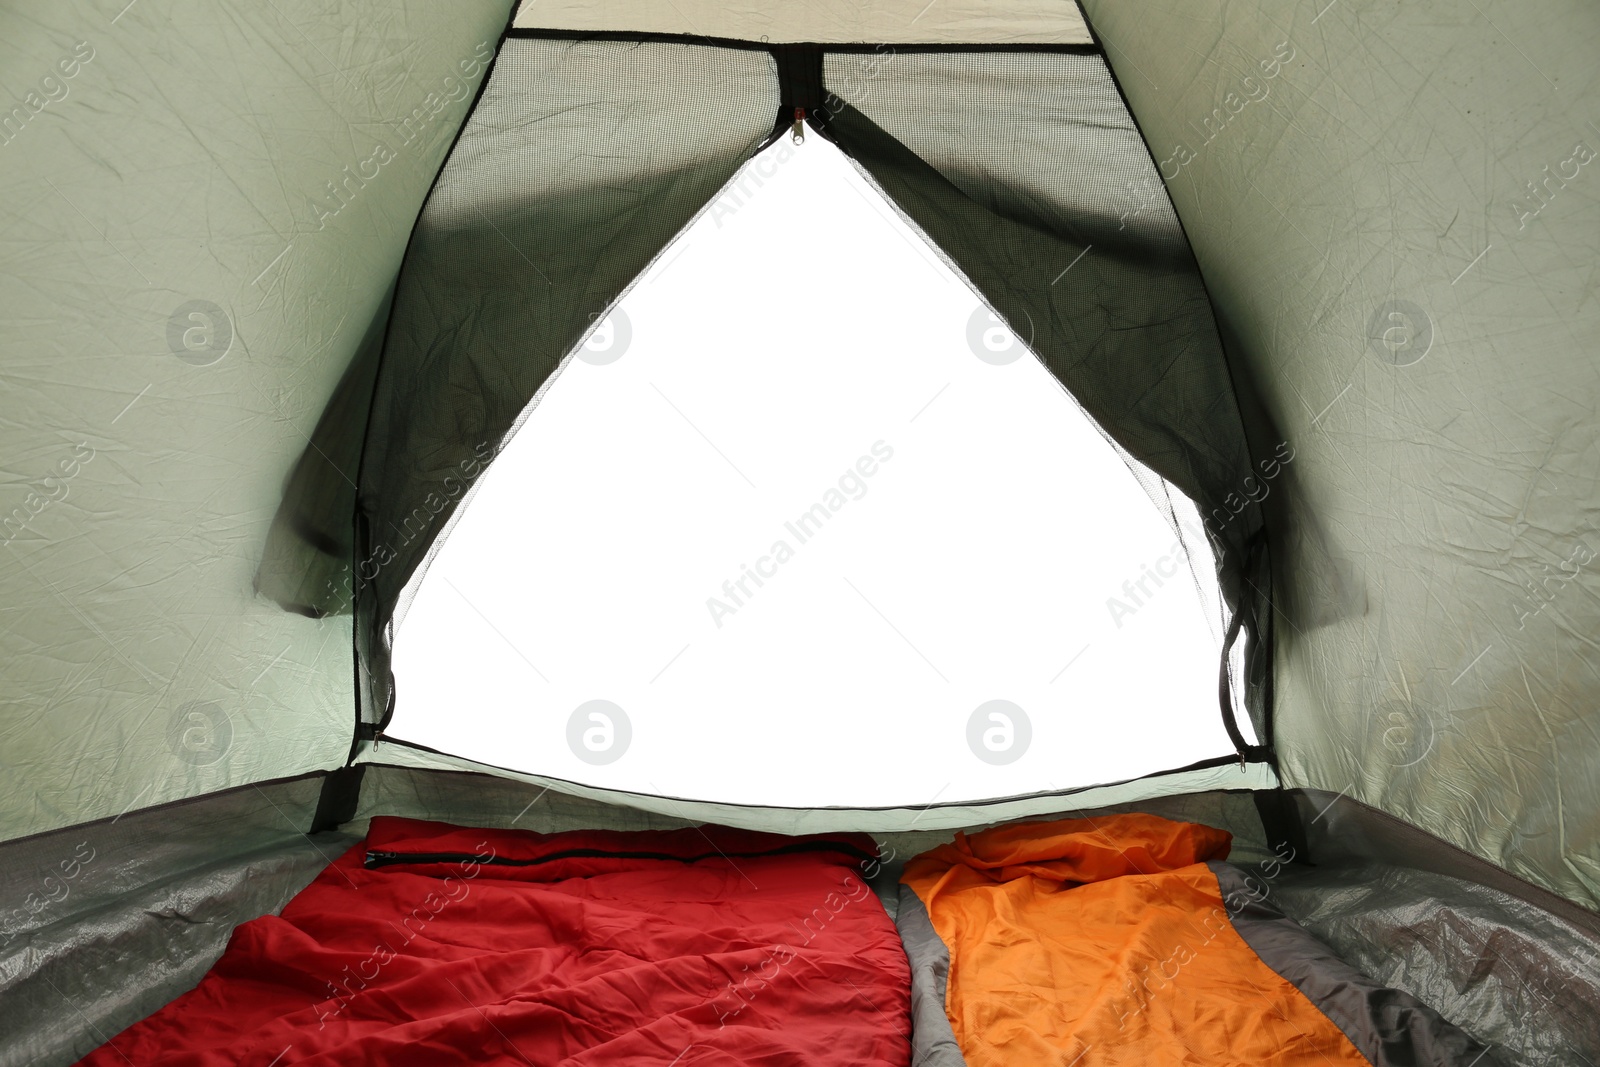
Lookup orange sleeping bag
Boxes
[898,813,1500,1066]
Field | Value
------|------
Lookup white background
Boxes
[390,134,1233,807]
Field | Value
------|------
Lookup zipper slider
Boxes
[791,107,805,145]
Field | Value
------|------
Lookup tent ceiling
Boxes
[510,0,1092,45]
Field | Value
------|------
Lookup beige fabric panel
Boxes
[511,0,1090,45]
[355,741,1277,834]
[1079,0,1600,908]
[0,0,514,843]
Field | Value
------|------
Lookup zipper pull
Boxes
[791,107,805,145]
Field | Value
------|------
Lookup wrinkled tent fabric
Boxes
[0,0,515,844]
[1269,863,1600,1065]
[508,0,1093,46]
[350,742,1280,835]
[1075,0,1600,909]
[0,776,348,1067]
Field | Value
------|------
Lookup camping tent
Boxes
[1,0,1596,1063]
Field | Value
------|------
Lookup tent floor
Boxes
[3,768,1596,1066]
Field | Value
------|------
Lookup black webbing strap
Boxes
[309,765,367,834]
[760,43,833,147]
[1253,787,1310,866]
[772,43,825,112]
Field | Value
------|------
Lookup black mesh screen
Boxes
[260,36,1270,759]
[818,49,1271,750]
[353,37,779,724]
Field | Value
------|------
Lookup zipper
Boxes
[791,107,806,144]
[364,839,877,870]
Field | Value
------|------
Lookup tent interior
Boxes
[1,0,1597,1064]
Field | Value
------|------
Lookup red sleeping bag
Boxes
[75,816,912,1066]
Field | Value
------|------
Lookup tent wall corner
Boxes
[0,0,513,845]
[1080,0,1600,911]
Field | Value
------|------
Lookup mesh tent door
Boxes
[384,130,1246,810]
[263,29,1272,808]
[817,49,1272,754]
